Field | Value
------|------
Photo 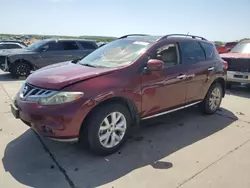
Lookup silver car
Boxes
[0,39,98,78]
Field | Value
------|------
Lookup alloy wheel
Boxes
[16,64,29,76]
[209,87,221,111]
[98,112,127,148]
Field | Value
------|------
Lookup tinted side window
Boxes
[7,44,22,49]
[79,41,97,50]
[180,41,205,63]
[200,42,214,59]
[60,41,79,50]
[154,44,179,67]
[41,42,61,51]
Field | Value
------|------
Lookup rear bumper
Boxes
[227,71,250,84]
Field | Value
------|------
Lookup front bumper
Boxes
[227,71,250,84]
[0,56,9,72]
[11,94,87,141]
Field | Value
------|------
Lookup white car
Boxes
[0,42,26,50]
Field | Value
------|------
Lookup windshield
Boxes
[25,40,48,51]
[79,39,152,68]
[231,42,250,54]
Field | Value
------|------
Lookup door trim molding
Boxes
[142,101,202,120]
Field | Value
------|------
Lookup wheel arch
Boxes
[212,77,226,97]
[11,59,35,70]
[79,96,140,136]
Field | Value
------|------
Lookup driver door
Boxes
[35,42,66,68]
[141,42,187,118]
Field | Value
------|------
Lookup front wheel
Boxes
[10,62,31,78]
[85,104,131,156]
[200,83,223,115]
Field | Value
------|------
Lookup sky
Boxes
[1,0,250,41]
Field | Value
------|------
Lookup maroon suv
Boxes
[11,34,227,155]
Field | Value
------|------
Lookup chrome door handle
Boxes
[208,67,214,71]
[176,74,187,79]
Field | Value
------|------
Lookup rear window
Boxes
[200,42,214,59]
[79,41,97,50]
[180,41,206,63]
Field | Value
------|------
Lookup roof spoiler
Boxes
[117,34,149,39]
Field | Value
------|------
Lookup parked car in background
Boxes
[215,43,227,54]
[0,39,98,78]
[220,40,250,87]
[11,34,227,155]
[224,42,238,52]
[0,40,27,47]
[0,42,26,50]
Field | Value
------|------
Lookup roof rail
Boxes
[118,34,150,39]
[159,34,207,41]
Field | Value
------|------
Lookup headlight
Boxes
[39,92,84,105]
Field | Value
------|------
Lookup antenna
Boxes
[186,32,189,37]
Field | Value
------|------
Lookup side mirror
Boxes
[39,47,47,52]
[71,57,83,64]
[146,59,164,71]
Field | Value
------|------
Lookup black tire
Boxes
[84,103,131,156]
[10,62,31,78]
[200,83,223,115]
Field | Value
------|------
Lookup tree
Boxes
[240,38,250,41]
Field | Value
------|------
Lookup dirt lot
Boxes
[0,70,250,188]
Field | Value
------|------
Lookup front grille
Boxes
[222,58,250,72]
[20,82,56,101]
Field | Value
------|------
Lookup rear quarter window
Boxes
[200,42,215,60]
[79,41,97,50]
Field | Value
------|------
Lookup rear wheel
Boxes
[83,103,131,156]
[200,83,223,114]
[10,62,31,78]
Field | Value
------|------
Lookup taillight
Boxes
[223,60,228,70]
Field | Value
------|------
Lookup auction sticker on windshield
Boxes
[133,41,150,46]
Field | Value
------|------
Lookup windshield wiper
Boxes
[82,64,98,68]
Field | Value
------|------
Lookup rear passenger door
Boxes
[179,41,216,103]
[57,41,81,61]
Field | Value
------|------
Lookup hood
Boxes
[0,48,35,56]
[26,61,117,90]
[220,52,250,59]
